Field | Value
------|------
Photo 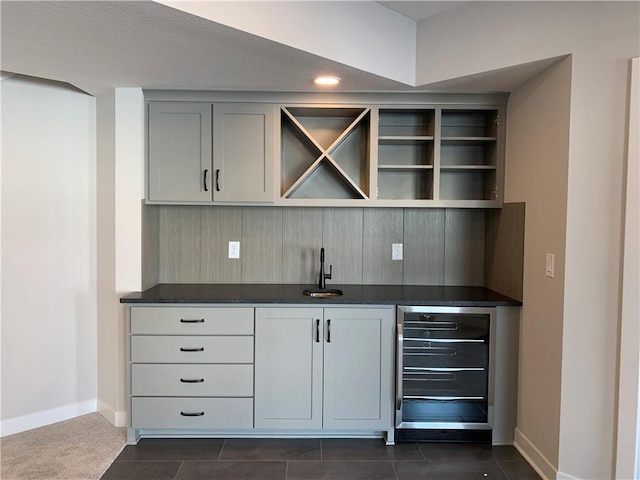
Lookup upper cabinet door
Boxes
[213,103,275,203]
[147,102,212,202]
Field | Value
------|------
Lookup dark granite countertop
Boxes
[120,284,522,307]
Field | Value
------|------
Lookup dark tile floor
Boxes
[101,438,542,480]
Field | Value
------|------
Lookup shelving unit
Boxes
[439,109,499,201]
[280,107,370,200]
[377,109,435,200]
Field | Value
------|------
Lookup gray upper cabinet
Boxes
[148,102,212,202]
[213,103,275,202]
[147,102,275,204]
[145,93,506,207]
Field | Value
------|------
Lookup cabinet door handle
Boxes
[203,169,209,192]
[215,169,220,191]
[180,318,205,323]
[327,319,331,343]
[180,378,205,383]
[315,319,320,343]
[180,347,204,352]
[180,411,205,417]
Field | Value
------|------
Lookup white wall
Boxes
[616,56,640,480]
[506,55,571,480]
[418,2,640,478]
[158,0,417,86]
[96,88,144,427]
[0,76,97,435]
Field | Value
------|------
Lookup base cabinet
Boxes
[127,306,255,442]
[254,307,395,432]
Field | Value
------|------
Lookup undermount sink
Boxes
[303,288,343,298]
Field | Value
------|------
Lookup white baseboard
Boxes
[514,428,558,480]
[556,471,581,480]
[1,399,97,437]
[97,400,127,428]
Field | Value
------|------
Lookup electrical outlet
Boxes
[228,241,240,259]
[392,243,403,261]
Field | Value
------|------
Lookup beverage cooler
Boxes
[395,306,496,442]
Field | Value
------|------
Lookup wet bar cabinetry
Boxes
[127,306,255,443]
[121,286,521,445]
[254,307,395,441]
[147,102,275,203]
[145,92,506,207]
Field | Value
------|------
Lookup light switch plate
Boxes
[545,253,554,278]
[228,241,240,259]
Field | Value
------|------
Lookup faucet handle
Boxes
[325,265,332,280]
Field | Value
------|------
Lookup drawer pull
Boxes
[180,378,205,383]
[405,346,458,356]
[180,411,205,417]
[419,321,459,331]
[180,347,205,352]
[180,318,205,323]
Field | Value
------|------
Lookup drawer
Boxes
[403,313,489,341]
[131,336,253,363]
[403,368,487,398]
[403,340,488,369]
[131,307,253,335]
[132,364,253,397]
[131,397,253,429]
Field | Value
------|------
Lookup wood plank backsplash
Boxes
[146,205,488,286]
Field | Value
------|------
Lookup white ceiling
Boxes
[0,0,549,96]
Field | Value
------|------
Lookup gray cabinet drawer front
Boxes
[131,336,254,363]
[131,397,253,429]
[131,307,254,335]
[131,364,253,396]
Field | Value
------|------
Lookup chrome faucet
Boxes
[318,247,332,289]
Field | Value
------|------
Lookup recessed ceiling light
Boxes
[314,75,341,87]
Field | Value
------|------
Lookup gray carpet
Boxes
[1,413,126,480]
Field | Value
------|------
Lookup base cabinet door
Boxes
[254,308,323,429]
[254,306,394,431]
[323,308,394,430]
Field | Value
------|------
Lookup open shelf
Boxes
[377,109,435,201]
[441,140,497,168]
[379,109,435,137]
[280,107,370,200]
[441,109,498,138]
[378,168,434,200]
[439,109,499,201]
[440,169,498,201]
[378,139,434,168]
